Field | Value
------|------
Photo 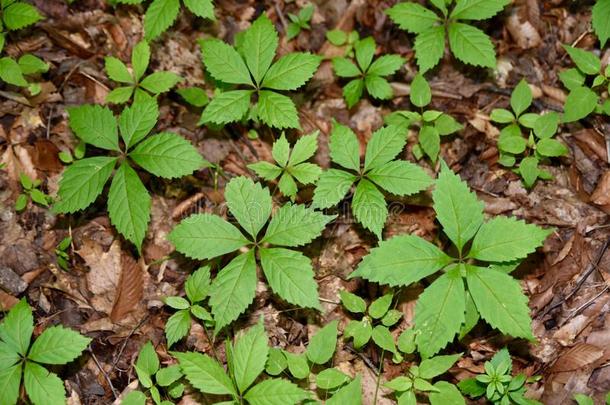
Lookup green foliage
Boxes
[124,341,185,405]
[351,162,552,357]
[490,79,567,187]
[248,131,321,199]
[199,14,321,128]
[332,36,404,107]
[55,236,72,271]
[177,86,209,107]
[0,53,48,94]
[286,4,314,40]
[0,299,91,405]
[385,74,463,161]
[15,173,52,211]
[593,0,610,47]
[169,176,334,332]
[458,348,542,405]
[386,0,509,72]
[164,267,214,347]
[105,40,182,104]
[326,29,360,57]
[1,0,42,32]
[384,354,464,404]
[54,95,208,251]
[312,122,433,239]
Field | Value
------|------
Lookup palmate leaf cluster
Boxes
[248,131,321,199]
[169,176,334,332]
[54,95,208,250]
[199,14,321,129]
[0,300,91,405]
[312,122,432,239]
[386,0,510,72]
[105,40,182,104]
[351,162,552,358]
[286,4,314,40]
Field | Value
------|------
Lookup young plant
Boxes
[332,36,404,108]
[286,4,314,40]
[490,79,567,187]
[386,0,509,72]
[340,291,404,362]
[176,86,209,108]
[122,342,185,405]
[15,173,52,211]
[54,96,208,251]
[326,29,360,57]
[385,73,463,162]
[104,41,182,104]
[199,14,321,129]
[164,266,214,347]
[312,122,433,239]
[458,348,541,405]
[559,45,610,122]
[593,0,610,48]
[174,321,308,404]
[248,131,322,200]
[384,354,464,404]
[55,236,72,271]
[351,162,552,358]
[0,299,91,405]
[169,176,334,332]
[58,139,86,164]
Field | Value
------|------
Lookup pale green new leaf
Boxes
[244,379,308,405]
[262,203,334,247]
[0,364,21,405]
[233,322,268,393]
[107,162,151,250]
[200,39,252,85]
[200,90,252,125]
[414,26,446,73]
[131,41,150,82]
[354,37,376,71]
[242,14,278,84]
[289,163,321,184]
[0,341,19,366]
[272,133,290,166]
[330,122,360,171]
[593,0,610,47]
[468,216,551,262]
[352,179,387,239]
[209,251,257,332]
[288,131,318,165]
[332,57,361,78]
[259,248,320,309]
[106,86,134,104]
[448,22,495,68]
[367,160,433,196]
[54,157,117,213]
[368,54,404,76]
[118,95,159,149]
[168,213,249,260]
[0,299,33,355]
[3,2,42,30]
[28,326,90,365]
[262,53,320,90]
[363,125,406,172]
[351,234,452,286]
[249,161,282,180]
[165,309,191,347]
[0,57,27,86]
[174,352,236,396]
[144,0,180,40]
[225,176,272,239]
[257,90,300,129]
[17,54,48,75]
[410,73,431,108]
[105,57,133,84]
[311,169,356,209]
[306,320,337,365]
[450,0,509,20]
[183,0,214,19]
[385,2,440,34]
[24,362,65,405]
[140,71,182,94]
[365,75,393,100]
[185,266,211,303]
[67,105,119,151]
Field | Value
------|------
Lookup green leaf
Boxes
[225,176,272,239]
[343,78,365,108]
[288,131,319,166]
[174,351,236,396]
[0,364,21,405]
[537,138,567,157]
[397,329,416,354]
[156,365,182,387]
[244,379,308,405]
[165,296,190,310]
[259,248,320,309]
[367,160,432,196]
[169,213,249,260]
[574,394,595,405]
[200,38,252,85]
[185,266,211,303]
[165,309,191,347]
[201,90,253,125]
[130,132,207,178]
[265,348,287,376]
[559,68,585,91]
[312,169,356,209]
[0,59,22,87]
[369,293,393,319]
[105,57,133,84]
[17,54,48,75]
[327,376,362,405]
[54,157,117,213]
[249,161,282,180]
[332,57,361,78]
[384,376,412,392]
[271,133,290,166]
[257,90,300,129]
[242,14,278,84]
[510,80,532,117]
[435,113,463,134]
[28,326,90,365]
[562,45,601,75]
[354,37,376,71]
[131,41,150,82]
[118,95,159,149]
[277,174,298,199]
[365,75,393,100]
[415,268,465,358]
[352,179,387,239]
[139,71,182,94]
[233,322,268,393]
[382,309,403,327]
[330,122,360,172]
[419,354,461,379]
[306,320,338,365]
[144,0,180,40]
[262,53,320,90]
[24,362,65,405]
[364,126,406,172]
[340,291,367,314]
[67,105,119,151]
[432,162,484,252]
[284,351,309,379]
[429,381,465,405]
[351,234,452,286]
[3,2,42,30]
[410,73,431,108]
[177,87,208,107]
[490,108,515,123]
[0,299,33,355]
[106,86,134,104]
[450,0,509,20]
[448,22,495,68]
[135,341,159,378]
[497,124,526,154]
[385,2,440,34]
[209,251,257,333]
[317,368,351,390]
[326,29,347,45]
[466,266,534,339]
[107,162,151,250]
[371,325,396,353]
[468,216,551,262]
[563,86,598,122]
[0,341,20,367]
[344,319,372,349]
[414,26,446,73]
[519,156,540,188]
[533,112,559,139]
[262,203,333,247]
[183,0,214,19]
[593,0,610,47]
[368,54,404,76]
